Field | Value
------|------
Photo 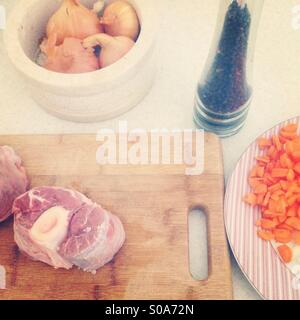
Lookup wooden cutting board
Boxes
[0,133,232,300]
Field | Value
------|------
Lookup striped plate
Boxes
[225,116,300,300]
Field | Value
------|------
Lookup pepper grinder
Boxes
[194,0,264,137]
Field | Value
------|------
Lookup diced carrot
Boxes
[278,223,293,231]
[280,180,289,191]
[270,190,285,201]
[256,156,270,164]
[273,136,282,151]
[264,174,277,186]
[268,199,279,212]
[287,205,297,217]
[277,245,293,263]
[280,130,297,140]
[285,217,300,231]
[274,229,292,243]
[256,194,265,205]
[258,138,272,150]
[255,220,262,227]
[269,149,279,161]
[254,183,268,195]
[276,198,287,214]
[280,154,293,169]
[282,124,298,133]
[257,230,274,241]
[263,210,284,219]
[279,135,289,144]
[248,177,264,189]
[266,162,275,173]
[250,166,258,178]
[262,192,271,207]
[268,183,282,193]
[271,168,289,178]
[243,193,257,205]
[256,166,265,178]
[245,124,300,256]
[260,219,277,230]
[275,160,281,168]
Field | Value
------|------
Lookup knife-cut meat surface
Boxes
[13,187,125,273]
[0,146,29,223]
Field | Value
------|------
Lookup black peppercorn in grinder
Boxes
[194,0,264,137]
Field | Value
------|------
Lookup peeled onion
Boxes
[83,33,134,68]
[100,0,140,41]
[40,34,99,73]
[46,0,103,45]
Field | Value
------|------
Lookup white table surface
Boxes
[1,0,300,300]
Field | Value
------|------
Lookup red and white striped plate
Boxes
[225,116,300,300]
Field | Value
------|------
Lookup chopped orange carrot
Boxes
[255,220,262,227]
[257,230,274,241]
[244,123,300,263]
[258,138,272,150]
[268,199,279,212]
[278,223,293,231]
[273,136,282,151]
[280,130,297,140]
[264,174,277,186]
[280,180,289,191]
[270,190,285,200]
[265,162,274,172]
[287,196,297,207]
[274,229,292,243]
[271,168,289,178]
[277,245,292,263]
[256,194,265,205]
[243,193,257,205]
[262,192,271,207]
[256,166,265,178]
[285,217,300,231]
[260,219,277,230]
[250,166,258,178]
[268,183,282,193]
[282,124,298,133]
[279,135,290,144]
[256,156,270,164]
[280,154,293,169]
[254,183,268,195]
[263,210,284,219]
[286,141,294,155]
[276,198,287,214]
[248,177,264,188]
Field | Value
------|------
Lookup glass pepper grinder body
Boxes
[194,0,264,137]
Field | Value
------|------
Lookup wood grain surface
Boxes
[0,133,232,300]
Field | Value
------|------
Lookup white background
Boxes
[1,0,300,299]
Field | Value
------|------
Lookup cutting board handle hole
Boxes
[188,208,209,281]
